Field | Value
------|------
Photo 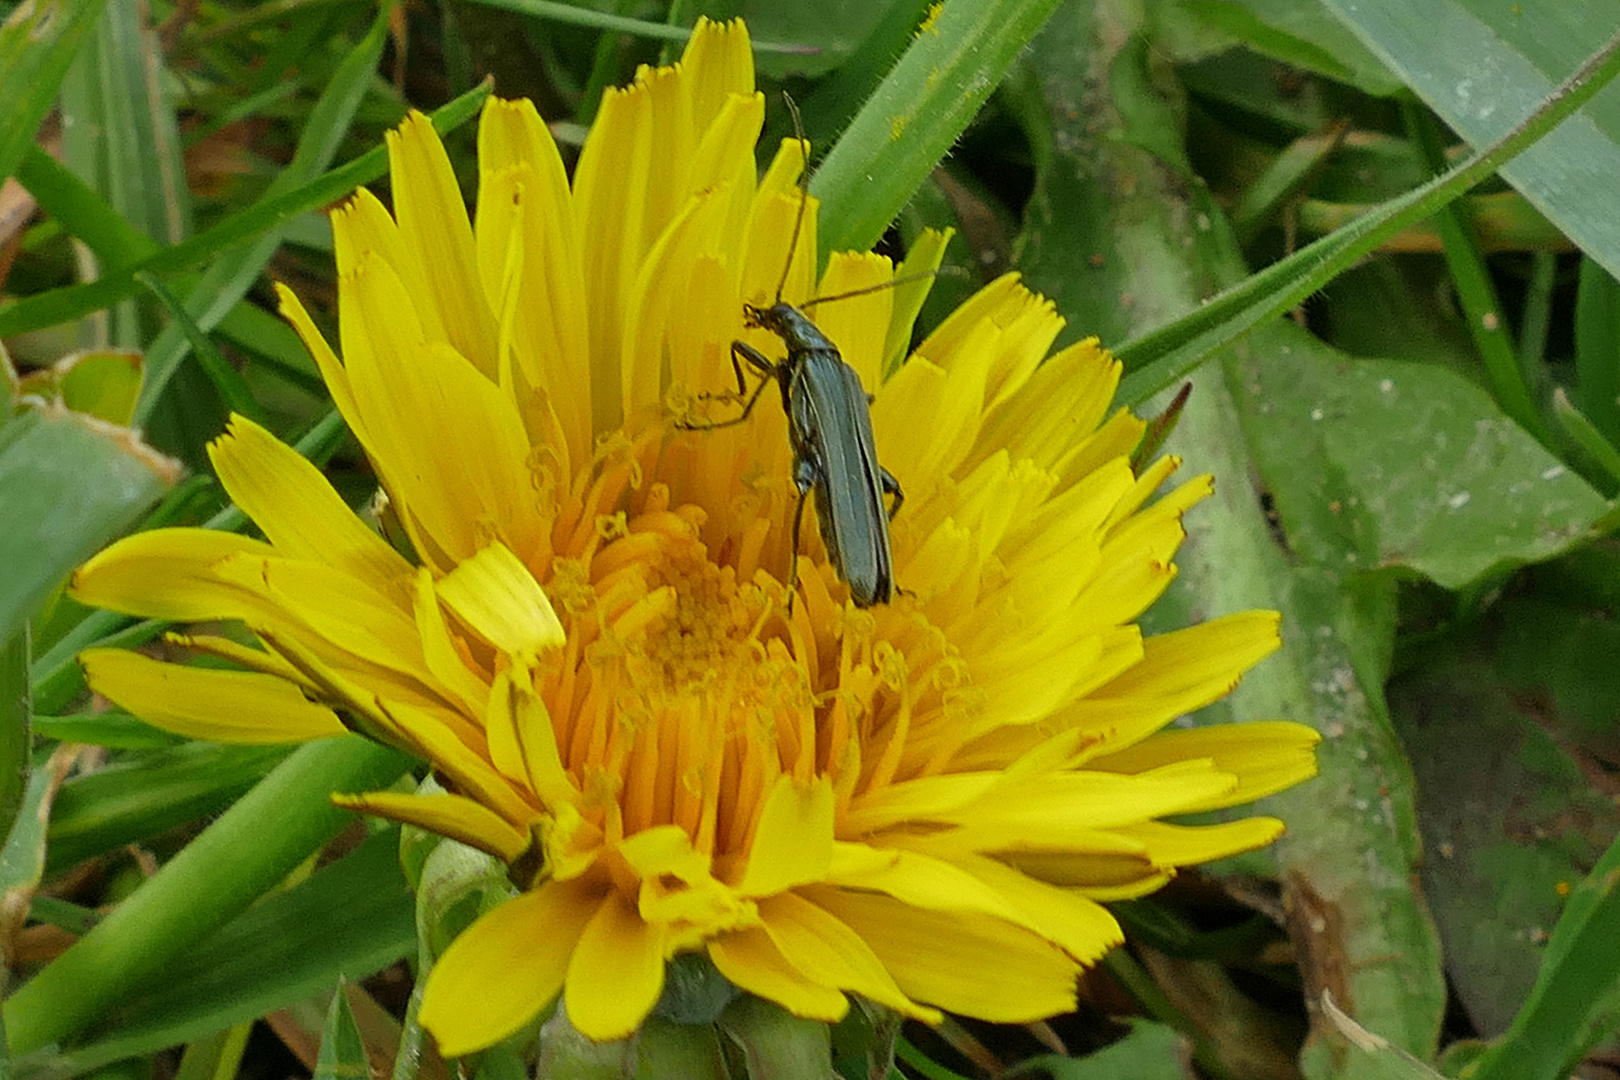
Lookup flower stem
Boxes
[4,737,411,1055]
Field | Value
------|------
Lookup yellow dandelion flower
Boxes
[70,17,1319,1056]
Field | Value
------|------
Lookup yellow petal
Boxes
[756,892,934,1021]
[334,790,529,862]
[421,877,602,1056]
[1088,720,1322,807]
[81,648,346,743]
[735,775,834,896]
[808,886,1078,1022]
[564,888,666,1040]
[708,925,849,1022]
[71,528,273,621]
[680,17,756,128]
[208,414,411,589]
[1111,817,1288,865]
[435,542,565,660]
[388,111,498,373]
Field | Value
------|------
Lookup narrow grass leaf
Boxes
[314,985,368,1080]
[1320,0,1620,280]
[39,829,415,1073]
[16,144,159,266]
[1,739,412,1055]
[1116,28,1620,406]
[0,82,492,341]
[0,0,109,186]
[134,7,390,423]
[812,0,1066,257]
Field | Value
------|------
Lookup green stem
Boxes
[4,738,411,1054]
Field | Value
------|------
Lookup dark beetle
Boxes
[741,301,900,607]
[679,297,901,608]
[679,96,904,608]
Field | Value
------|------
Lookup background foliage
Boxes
[3,0,1620,1078]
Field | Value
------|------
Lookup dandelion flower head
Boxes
[72,17,1320,1054]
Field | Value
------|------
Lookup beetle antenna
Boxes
[774,92,810,307]
[800,266,968,311]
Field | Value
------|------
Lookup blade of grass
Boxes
[1115,28,1620,406]
[1552,388,1620,487]
[1469,825,1620,1080]
[2,738,412,1055]
[0,0,109,186]
[0,627,29,864]
[136,271,269,426]
[1573,256,1620,445]
[1518,251,1558,374]
[456,0,813,54]
[1402,100,1550,444]
[133,6,390,423]
[0,80,492,341]
[15,144,160,266]
[811,0,1066,257]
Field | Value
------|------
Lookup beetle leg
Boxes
[784,456,818,613]
[880,467,904,520]
[678,343,780,431]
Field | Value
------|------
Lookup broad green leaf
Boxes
[1173,0,1401,97]
[2,738,412,1056]
[1014,6,1445,1077]
[1389,642,1619,1038]
[35,829,415,1076]
[0,404,177,653]
[1320,0,1620,281]
[1468,817,1620,1080]
[1013,1020,1187,1079]
[0,0,108,186]
[16,349,142,424]
[1231,325,1606,588]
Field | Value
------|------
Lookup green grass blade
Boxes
[0,627,30,876]
[314,985,367,1080]
[0,81,492,342]
[1402,101,1550,445]
[811,0,1066,256]
[15,144,159,266]
[136,271,269,426]
[1469,827,1620,1080]
[38,830,415,1074]
[1116,28,1620,406]
[1320,0,1620,281]
[2,738,412,1056]
[0,0,109,186]
[133,8,391,424]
